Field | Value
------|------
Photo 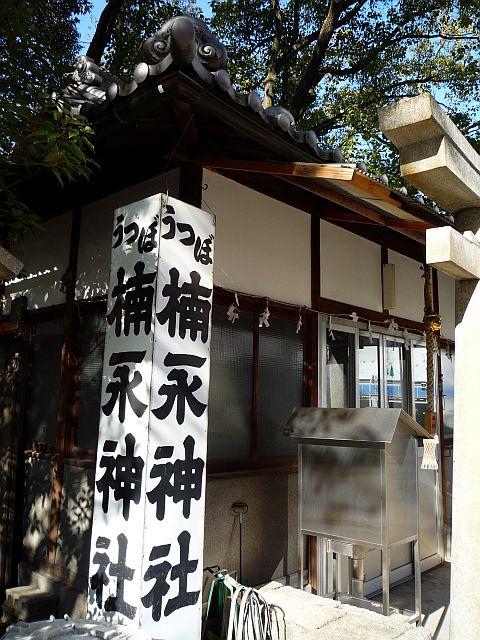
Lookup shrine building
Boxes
[0,15,454,624]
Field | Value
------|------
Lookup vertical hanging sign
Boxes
[87,194,161,625]
[88,193,215,640]
[141,196,215,638]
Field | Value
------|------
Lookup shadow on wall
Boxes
[203,473,297,593]
[20,462,95,618]
[4,212,72,313]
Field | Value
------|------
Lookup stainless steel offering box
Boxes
[285,407,431,620]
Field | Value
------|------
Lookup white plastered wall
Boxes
[202,169,311,307]
[388,250,424,322]
[437,271,455,340]
[76,170,180,299]
[320,220,382,311]
[5,212,72,310]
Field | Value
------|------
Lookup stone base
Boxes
[259,582,432,640]
[2,618,149,639]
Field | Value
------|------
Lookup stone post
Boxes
[379,94,480,639]
[448,208,480,639]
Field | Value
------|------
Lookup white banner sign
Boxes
[88,194,215,640]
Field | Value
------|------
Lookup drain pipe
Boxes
[231,501,248,584]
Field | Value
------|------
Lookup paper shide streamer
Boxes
[227,293,240,324]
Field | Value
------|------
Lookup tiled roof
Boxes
[62,15,452,223]
[62,15,342,162]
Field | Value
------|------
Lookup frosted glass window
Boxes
[385,340,409,411]
[441,349,454,439]
[257,317,303,456]
[207,306,253,459]
[326,329,355,408]
[412,343,428,427]
[25,319,64,445]
[76,312,106,451]
[358,336,380,408]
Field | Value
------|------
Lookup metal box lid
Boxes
[284,407,431,445]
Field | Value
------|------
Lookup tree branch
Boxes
[86,0,125,64]
[289,0,344,119]
[290,0,301,46]
[319,17,442,78]
[405,32,480,41]
[337,0,369,28]
[313,75,437,135]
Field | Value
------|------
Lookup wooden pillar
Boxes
[381,243,389,314]
[48,206,82,565]
[178,165,203,208]
[311,214,321,311]
[307,213,321,591]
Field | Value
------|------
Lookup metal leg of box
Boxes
[299,532,305,591]
[413,537,422,623]
[317,536,328,597]
[382,546,390,616]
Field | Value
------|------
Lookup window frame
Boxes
[321,321,359,408]
[319,316,433,420]
[410,337,437,429]
[207,288,315,474]
[383,334,411,413]
[358,330,382,409]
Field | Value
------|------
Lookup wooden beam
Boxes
[179,164,204,208]
[317,295,425,333]
[204,158,444,233]
[48,205,82,566]
[207,455,297,478]
[311,214,321,310]
[251,314,259,457]
[204,158,355,180]
[282,175,426,244]
[325,215,430,232]
[303,313,318,409]
[386,220,431,231]
[352,172,451,227]
[381,245,389,315]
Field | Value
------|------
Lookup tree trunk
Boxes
[86,0,125,64]
[262,0,282,109]
[289,0,342,119]
[263,65,277,109]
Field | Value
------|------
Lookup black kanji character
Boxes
[104,533,137,620]
[124,221,139,246]
[164,531,199,617]
[107,262,156,337]
[138,218,159,254]
[102,351,147,423]
[147,435,204,520]
[152,353,207,425]
[96,433,144,520]
[177,222,195,246]
[193,235,213,265]
[156,268,212,343]
[161,204,176,240]
[112,214,125,249]
[141,544,171,621]
[90,536,110,608]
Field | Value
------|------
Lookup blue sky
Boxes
[77,0,213,54]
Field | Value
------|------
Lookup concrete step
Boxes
[3,572,57,624]
[259,582,432,640]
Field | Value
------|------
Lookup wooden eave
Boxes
[16,69,450,263]
[204,158,452,246]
